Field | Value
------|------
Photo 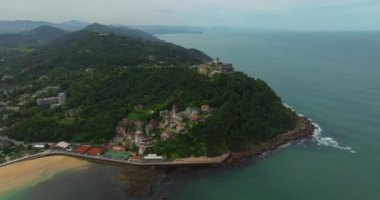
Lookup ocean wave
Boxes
[311,123,356,154]
[283,103,356,154]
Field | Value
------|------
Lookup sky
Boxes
[1,0,380,31]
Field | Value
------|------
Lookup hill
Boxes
[4,67,296,157]
[58,20,91,31]
[0,26,68,62]
[1,25,210,81]
[0,26,67,48]
[84,23,159,41]
[0,20,89,33]
[0,24,298,158]
[0,20,55,34]
[121,25,204,34]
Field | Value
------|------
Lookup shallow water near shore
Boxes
[4,31,380,200]
[0,156,89,199]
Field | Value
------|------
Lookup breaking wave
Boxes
[311,123,356,154]
[283,103,356,154]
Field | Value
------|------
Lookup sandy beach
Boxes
[0,155,89,195]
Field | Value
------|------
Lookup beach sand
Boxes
[0,155,89,195]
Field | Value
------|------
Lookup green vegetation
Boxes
[0,24,297,158]
[153,71,297,157]
[84,23,159,41]
[5,67,296,157]
[128,110,152,121]
[0,144,39,162]
[0,25,67,48]
[2,30,209,82]
[0,153,5,164]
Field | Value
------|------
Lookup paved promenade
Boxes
[0,150,230,168]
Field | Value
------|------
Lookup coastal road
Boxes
[0,150,230,168]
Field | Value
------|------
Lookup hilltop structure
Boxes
[198,57,235,77]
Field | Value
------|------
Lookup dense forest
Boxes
[0,24,297,157]
[5,67,296,156]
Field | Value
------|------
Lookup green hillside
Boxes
[2,28,210,81]
[0,24,297,158]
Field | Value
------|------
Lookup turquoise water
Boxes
[4,32,380,200]
[157,32,380,200]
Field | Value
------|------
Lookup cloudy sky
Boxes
[1,0,380,31]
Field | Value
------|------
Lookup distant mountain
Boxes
[25,26,67,39]
[0,20,241,36]
[0,20,206,35]
[84,23,159,41]
[0,20,55,33]
[119,25,204,35]
[58,20,90,31]
[0,25,67,47]
[3,24,210,79]
[0,20,89,33]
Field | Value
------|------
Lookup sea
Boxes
[3,31,380,200]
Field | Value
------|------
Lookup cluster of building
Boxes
[114,117,158,155]
[52,141,164,161]
[1,84,67,112]
[197,57,235,77]
[111,103,213,158]
[36,92,66,107]
[159,104,211,139]
[0,84,69,125]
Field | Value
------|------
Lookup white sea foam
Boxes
[278,143,291,149]
[283,103,293,110]
[283,102,356,154]
[311,123,356,154]
[283,103,304,117]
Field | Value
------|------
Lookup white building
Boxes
[58,93,66,104]
[143,154,164,160]
[37,97,59,106]
[33,144,45,149]
[55,141,70,149]
[37,93,66,106]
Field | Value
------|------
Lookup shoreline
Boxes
[0,116,315,197]
[225,116,315,165]
[0,117,314,169]
[0,155,89,196]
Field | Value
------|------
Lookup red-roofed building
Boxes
[73,145,91,154]
[201,104,210,113]
[87,147,104,156]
